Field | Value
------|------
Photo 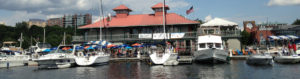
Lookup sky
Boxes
[0,0,299,27]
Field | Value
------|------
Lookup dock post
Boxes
[6,62,9,69]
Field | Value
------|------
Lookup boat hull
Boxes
[75,55,110,66]
[34,58,75,69]
[274,56,300,63]
[194,49,228,64]
[246,55,273,65]
[150,51,179,65]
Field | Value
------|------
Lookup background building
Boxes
[47,18,63,27]
[27,19,46,28]
[46,14,92,28]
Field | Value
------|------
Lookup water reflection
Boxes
[108,62,150,79]
[2,60,300,79]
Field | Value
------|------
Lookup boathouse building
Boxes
[74,3,241,53]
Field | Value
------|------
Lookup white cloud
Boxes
[0,11,46,26]
[268,0,300,6]
[204,15,212,22]
[46,14,63,19]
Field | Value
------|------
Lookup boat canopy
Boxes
[197,35,222,43]
[86,40,111,46]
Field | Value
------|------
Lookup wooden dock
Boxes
[178,56,193,64]
[230,55,249,60]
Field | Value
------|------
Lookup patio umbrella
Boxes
[132,43,141,46]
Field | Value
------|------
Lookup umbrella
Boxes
[42,49,51,52]
[125,46,132,49]
[132,43,141,46]
[107,44,116,48]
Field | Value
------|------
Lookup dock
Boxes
[230,55,249,60]
[178,56,193,64]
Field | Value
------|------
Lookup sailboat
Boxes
[149,0,179,66]
[75,0,110,66]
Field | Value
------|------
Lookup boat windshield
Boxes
[38,43,51,48]
[215,43,221,48]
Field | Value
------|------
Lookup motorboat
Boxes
[75,43,110,66]
[246,48,273,65]
[33,45,77,69]
[246,54,273,65]
[274,48,300,63]
[149,45,179,65]
[0,52,30,68]
[0,41,30,68]
[274,54,300,64]
[28,42,52,54]
[193,35,229,63]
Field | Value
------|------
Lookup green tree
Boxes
[292,19,300,25]
[195,18,203,24]
[241,31,252,46]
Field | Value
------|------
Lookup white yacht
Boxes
[246,47,273,65]
[33,45,77,69]
[28,42,52,54]
[0,41,30,68]
[75,43,110,66]
[274,52,300,63]
[193,35,229,63]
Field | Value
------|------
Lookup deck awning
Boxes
[268,36,280,40]
[268,35,298,40]
[278,35,289,40]
[286,35,299,39]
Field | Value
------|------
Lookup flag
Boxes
[186,6,194,15]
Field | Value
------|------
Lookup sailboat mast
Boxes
[20,33,23,48]
[163,0,166,40]
[43,28,46,43]
[98,0,103,41]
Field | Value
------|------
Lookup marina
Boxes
[0,0,300,79]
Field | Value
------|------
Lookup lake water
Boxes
[1,60,300,79]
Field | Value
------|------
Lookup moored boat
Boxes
[193,35,229,64]
[33,45,77,69]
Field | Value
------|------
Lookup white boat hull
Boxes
[274,55,300,63]
[246,55,273,65]
[194,49,228,63]
[0,55,30,68]
[150,51,178,65]
[75,55,110,66]
[34,58,75,69]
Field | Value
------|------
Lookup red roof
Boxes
[151,3,169,10]
[113,4,131,11]
[79,13,199,29]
